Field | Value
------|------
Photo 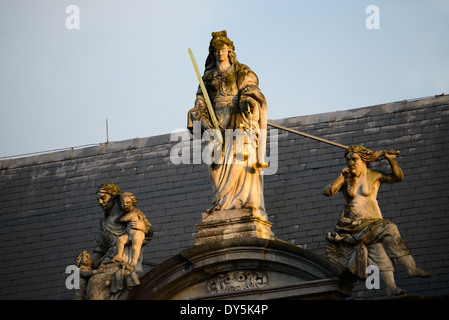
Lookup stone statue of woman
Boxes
[83,183,153,300]
[187,30,268,219]
[324,145,430,296]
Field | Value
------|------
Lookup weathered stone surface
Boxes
[77,183,153,300]
[324,145,431,296]
[187,30,269,224]
[195,208,273,245]
[0,95,448,299]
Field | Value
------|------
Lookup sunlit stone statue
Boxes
[114,192,147,267]
[187,31,272,244]
[79,183,153,300]
[74,250,100,300]
[187,30,268,218]
[324,145,430,296]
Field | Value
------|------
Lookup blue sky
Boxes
[1,0,448,158]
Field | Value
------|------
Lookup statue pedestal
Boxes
[194,208,273,245]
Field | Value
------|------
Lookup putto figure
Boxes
[324,145,430,296]
[187,30,268,218]
[74,250,101,300]
[114,192,147,267]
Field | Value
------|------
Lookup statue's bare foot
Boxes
[206,204,220,214]
[387,286,407,296]
[112,256,124,263]
[409,268,431,278]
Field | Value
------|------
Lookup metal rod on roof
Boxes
[267,121,349,150]
[106,119,109,144]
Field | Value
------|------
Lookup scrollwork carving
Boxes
[207,270,268,294]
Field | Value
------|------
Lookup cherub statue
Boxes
[75,250,101,300]
[113,192,147,267]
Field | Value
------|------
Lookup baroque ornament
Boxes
[207,270,268,294]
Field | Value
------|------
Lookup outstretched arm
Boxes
[379,152,404,183]
[323,168,349,197]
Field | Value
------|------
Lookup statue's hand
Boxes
[241,97,257,113]
[200,117,214,130]
[341,167,351,179]
[383,150,398,161]
[130,220,147,232]
[92,269,105,275]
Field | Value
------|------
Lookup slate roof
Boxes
[0,95,448,299]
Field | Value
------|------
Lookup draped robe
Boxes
[187,62,267,218]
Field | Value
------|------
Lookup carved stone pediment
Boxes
[126,237,355,300]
